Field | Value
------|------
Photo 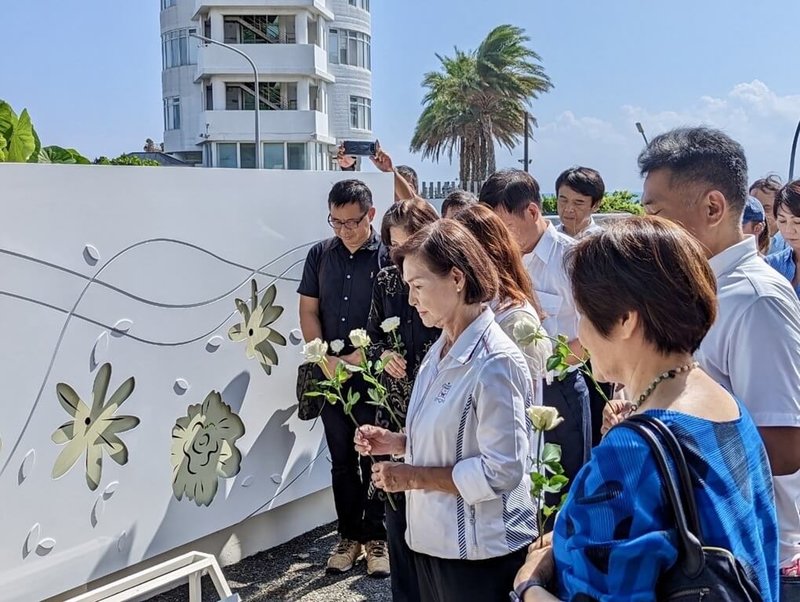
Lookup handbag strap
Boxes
[615,415,705,577]
[625,414,703,537]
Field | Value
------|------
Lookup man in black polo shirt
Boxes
[298,179,389,577]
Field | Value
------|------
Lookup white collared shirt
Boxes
[556,216,604,240]
[404,307,536,560]
[698,235,800,566]
[524,224,579,342]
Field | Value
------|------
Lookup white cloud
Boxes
[515,80,800,191]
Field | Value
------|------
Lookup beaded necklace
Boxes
[629,361,699,413]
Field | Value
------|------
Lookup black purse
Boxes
[296,362,325,421]
[615,414,763,601]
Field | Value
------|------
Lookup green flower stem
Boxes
[536,428,545,548]
[541,333,609,404]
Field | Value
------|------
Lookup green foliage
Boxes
[94,154,159,167]
[542,190,643,216]
[0,99,90,164]
[38,146,91,164]
[0,101,36,162]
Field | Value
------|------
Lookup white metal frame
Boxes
[64,552,238,602]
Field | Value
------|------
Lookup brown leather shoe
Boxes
[365,540,390,578]
[326,539,362,573]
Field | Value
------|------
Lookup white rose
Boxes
[380,316,401,334]
[513,320,543,346]
[527,406,564,432]
[349,328,371,349]
[330,339,345,354]
[302,338,328,364]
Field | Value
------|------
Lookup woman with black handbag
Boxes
[511,217,779,601]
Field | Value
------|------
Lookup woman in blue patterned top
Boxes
[512,216,779,601]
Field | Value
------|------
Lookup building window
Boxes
[287,143,307,170]
[328,29,371,69]
[224,15,290,44]
[240,144,256,169]
[263,143,285,169]
[161,0,177,8]
[348,0,370,11]
[162,28,197,69]
[217,143,238,168]
[163,97,181,130]
[225,82,295,111]
[205,85,213,111]
[349,96,371,130]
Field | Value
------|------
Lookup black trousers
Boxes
[320,384,386,543]
[413,547,528,602]
[386,494,421,602]
[542,370,591,517]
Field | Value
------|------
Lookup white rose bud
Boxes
[302,338,328,364]
[330,339,345,354]
[380,316,401,334]
[513,320,543,346]
[349,328,371,349]
[527,406,564,431]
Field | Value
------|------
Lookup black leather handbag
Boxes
[615,414,763,601]
[296,362,325,421]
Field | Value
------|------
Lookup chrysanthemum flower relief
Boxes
[51,363,139,491]
[228,279,287,375]
[170,390,245,507]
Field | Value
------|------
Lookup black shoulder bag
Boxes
[614,414,763,601]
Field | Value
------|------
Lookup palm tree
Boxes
[410,25,552,184]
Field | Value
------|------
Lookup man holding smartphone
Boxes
[336,141,421,203]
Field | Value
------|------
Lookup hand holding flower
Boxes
[371,461,416,493]
[354,424,405,456]
[380,350,407,379]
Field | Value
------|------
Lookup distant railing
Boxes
[421,180,483,199]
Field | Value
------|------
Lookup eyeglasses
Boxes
[327,212,368,230]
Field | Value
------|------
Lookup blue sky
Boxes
[2,1,798,191]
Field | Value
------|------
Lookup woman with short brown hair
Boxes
[356,219,537,601]
[512,216,778,601]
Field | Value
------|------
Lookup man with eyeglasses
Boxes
[298,179,390,578]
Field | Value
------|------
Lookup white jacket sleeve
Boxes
[451,353,532,505]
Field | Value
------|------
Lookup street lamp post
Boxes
[190,33,262,169]
[635,122,649,145]
[789,119,800,181]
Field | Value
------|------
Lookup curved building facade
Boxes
[159,0,373,169]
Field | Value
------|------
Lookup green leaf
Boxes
[542,504,557,518]
[0,101,17,140]
[545,354,561,372]
[304,391,325,398]
[541,443,562,464]
[0,133,7,161]
[7,109,36,162]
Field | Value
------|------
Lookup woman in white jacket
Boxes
[355,220,536,602]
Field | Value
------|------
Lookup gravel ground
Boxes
[145,522,392,602]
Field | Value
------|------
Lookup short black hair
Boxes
[775,180,800,219]
[637,127,748,215]
[328,179,373,212]
[441,190,477,217]
[396,165,419,194]
[479,169,542,216]
[555,166,606,206]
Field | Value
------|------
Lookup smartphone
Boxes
[342,140,377,156]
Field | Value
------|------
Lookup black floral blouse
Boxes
[366,265,441,431]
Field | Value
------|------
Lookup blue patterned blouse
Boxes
[552,406,779,601]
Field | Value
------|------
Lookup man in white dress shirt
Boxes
[638,127,800,595]
[554,166,606,240]
[480,169,592,517]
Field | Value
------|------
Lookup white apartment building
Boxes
[160,0,373,169]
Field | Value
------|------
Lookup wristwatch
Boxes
[509,578,548,601]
